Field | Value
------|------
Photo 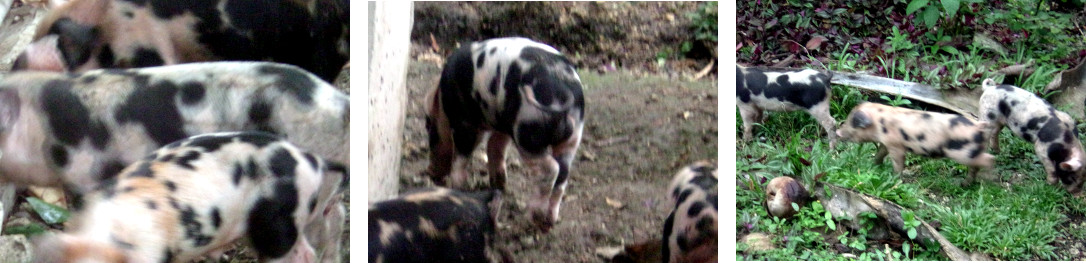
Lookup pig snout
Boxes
[13,36,67,72]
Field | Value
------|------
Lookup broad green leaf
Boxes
[941,0,960,18]
[921,6,940,28]
[906,0,929,14]
[908,228,918,239]
[791,202,800,212]
[826,220,836,230]
[28,197,69,225]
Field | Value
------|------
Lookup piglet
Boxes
[737,65,837,148]
[369,187,501,263]
[836,102,995,185]
[979,78,1086,194]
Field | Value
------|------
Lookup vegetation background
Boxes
[736,0,1086,260]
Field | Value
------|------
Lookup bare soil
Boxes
[398,49,717,262]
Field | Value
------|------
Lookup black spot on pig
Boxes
[163,180,176,192]
[999,100,1011,117]
[210,208,222,229]
[248,99,275,134]
[488,66,502,96]
[1039,118,1064,143]
[947,139,969,150]
[237,132,279,148]
[687,201,707,217]
[475,52,486,68]
[900,129,911,141]
[146,200,157,210]
[41,80,111,149]
[987,112,997,120]
[50,145,68,168]
[997,85,1015,91]
[259,65,315,105]
[186,135,236,152]
[232,162,245,185]
[1025,116,1048,130]
[115,80,187,146]
[96,44,115,68]
[175,150,201,169]
[917,134,926,142]
[303,152,319,170]
[179,205,212,246]
[248,180,300,259]
[179,82,206,105]
[882,127,888,134]
[949,116,973,128]
[128,162,154,178]
[1024,133,1034,142]
[974,132,985,143]
[676,189,694,206]
[131,48,165,68]
[269,148,298,178]
[98,160,127,181]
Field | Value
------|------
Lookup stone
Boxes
[0,235,31,263]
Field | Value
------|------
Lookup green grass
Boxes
[737,112,1086,260]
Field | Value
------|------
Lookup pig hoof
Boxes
[529,210,557,232]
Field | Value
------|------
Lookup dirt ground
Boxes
[398,47,717,262]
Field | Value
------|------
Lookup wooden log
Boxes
[830,72,983,120]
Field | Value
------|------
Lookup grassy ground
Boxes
[737,0,1086,260]
[735,83,1086,260]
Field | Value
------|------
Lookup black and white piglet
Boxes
[427,37,584,231]
[979,78,1086,194]
[0,61,349,194]
[32,131,347,263]
[369,187,500,263]
[15,0,349,81]
[0,62,350,262]
[663,161,717,263]
[737,65,837,148]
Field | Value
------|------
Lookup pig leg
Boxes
[874,145,889,165]
[987,122,1004,154]
[448,128,485,189]
[487,133,512,191]
[265,236,318,263]
[887,147,907,174]
[426,89,455,185]
[807,102,837,149]
[527,122,583,232]
[738,104,762,142]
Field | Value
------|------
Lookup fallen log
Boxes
[829,72,983,120]
[813,181,989,261]
[1045,58,1086,120]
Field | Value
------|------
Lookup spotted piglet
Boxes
[836,102,995,185]
[979,78,1086,194]
[368,187,500,263]
[14,0,349,82]
[427,37,584,231]
[663,161,717,263]
[737,65,837,148]
[32,131,346,263]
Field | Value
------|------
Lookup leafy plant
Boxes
[902,210,923,240]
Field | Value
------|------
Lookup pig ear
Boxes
[850,111,872,129]
[0,89,21,132]
[1061,159,1083,172]
[983,78,996,88]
